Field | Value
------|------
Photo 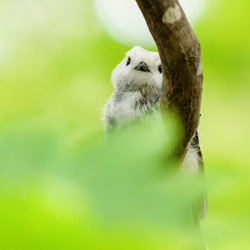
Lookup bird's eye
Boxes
[126,57,131,66]
[158,65,162,73]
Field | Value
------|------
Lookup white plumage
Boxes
[103,46,162,133]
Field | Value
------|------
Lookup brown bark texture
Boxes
[136,0,203,160]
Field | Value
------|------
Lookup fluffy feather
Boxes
[104,46,162,133]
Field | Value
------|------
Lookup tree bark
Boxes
[136,0,203,160]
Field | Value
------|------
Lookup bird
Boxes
[103,46,162,134]
[103,46,207,219]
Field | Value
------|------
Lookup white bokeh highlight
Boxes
[94,0,207,47]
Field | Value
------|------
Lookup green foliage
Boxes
[0,0,249,249]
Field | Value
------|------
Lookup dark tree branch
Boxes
[136,0,203,160]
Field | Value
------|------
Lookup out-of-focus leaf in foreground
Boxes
[0,118,205,249]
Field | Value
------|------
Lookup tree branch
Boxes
[136,0,203,160]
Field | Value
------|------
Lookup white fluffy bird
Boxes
[103,46,162,133]
[103,46,207,219]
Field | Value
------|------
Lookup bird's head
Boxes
[111,46,162,90]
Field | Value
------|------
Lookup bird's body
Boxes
[103,46,207,219]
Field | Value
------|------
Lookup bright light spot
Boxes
[94,0,207,47]
[94,0,154,47]
[180,0,207,23]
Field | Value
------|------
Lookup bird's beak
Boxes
[135,61,150,72]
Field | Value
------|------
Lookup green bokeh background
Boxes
[0,0,249,249]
